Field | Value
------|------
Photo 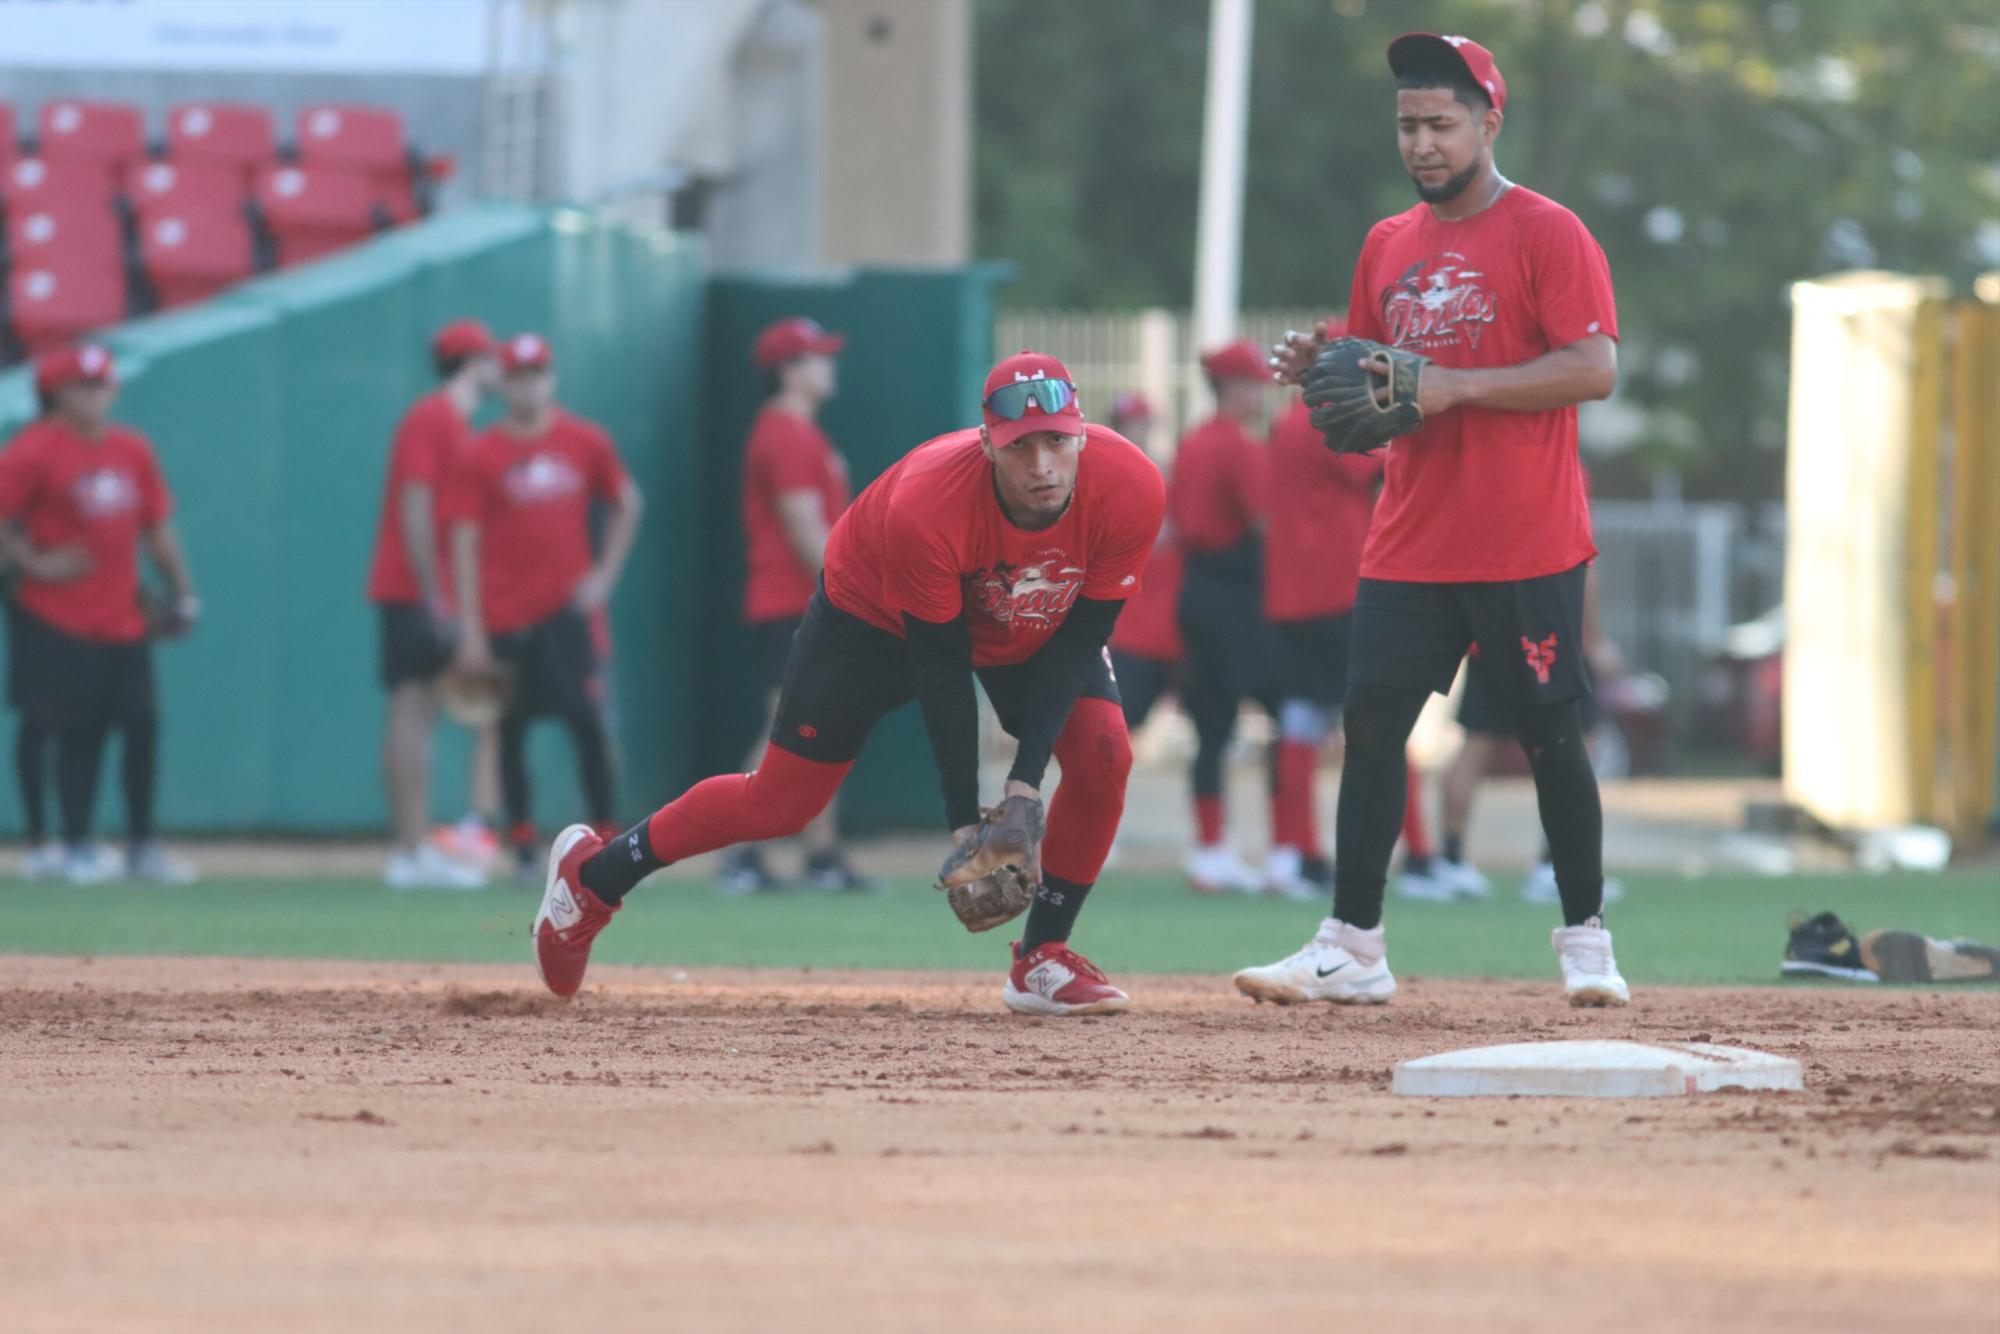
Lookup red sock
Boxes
[1401,758,1433,859]
[645,744,850,864]
[1276,739,1321,857]
[1194,793,1224,846]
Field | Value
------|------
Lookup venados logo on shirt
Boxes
[501,453,583,505]
[968,550,1085,628]
[1380,250,1498,351]
[70,467,141,519]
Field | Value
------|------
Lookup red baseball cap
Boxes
[35,342,115,395]
[1388,33,1508,112]
[752,316,845,369]
[432,318,496,361]
[982,350,1084,449]
[1201,339,1268,383]
[1110,391,1154,424]
[499,332,553,374]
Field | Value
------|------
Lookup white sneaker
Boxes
[1187,843,1262,895]
[386,843,489,891]
[22,842,65,881]
[1233,917,1396,1005]
[1523,861,1625,906]
[1262,846,1320,901]
[1554,916,1630,1007]
[1437,857,1493,899]
[128,842,199,884]
[1395,861,1458,901]
[60,845,119,886]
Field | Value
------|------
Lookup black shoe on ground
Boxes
[715,845,783,895]
[1782,910,1877,981]
[802,850,877,893]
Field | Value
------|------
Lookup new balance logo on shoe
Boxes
[1025,962,1071,997]
[548,881,581,929]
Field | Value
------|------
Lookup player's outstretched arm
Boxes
[903,612,982,832]
[1416,333,1616,417]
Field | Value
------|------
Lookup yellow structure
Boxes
[1785,272,1999,843]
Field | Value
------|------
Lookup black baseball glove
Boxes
[1300,335,1431,455]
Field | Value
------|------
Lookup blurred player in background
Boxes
[368,320,498,890]
[531,351,1163,1015]
[0,345,200,883]
[448,334,643,875]
[3,458,58,877]
[1237,32,1628,1008]
[716,316,871,894]
[1261,333,1383,898]
[1104,392,1181,733]
[1168,340,1277,894]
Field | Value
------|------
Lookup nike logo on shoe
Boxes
[1315,961,1351,978]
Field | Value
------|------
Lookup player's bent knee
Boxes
[1280,699,1332,747]
[740,742,849,837]
[1053,697,1133,791]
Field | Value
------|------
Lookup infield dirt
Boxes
[3,955,1995,1333]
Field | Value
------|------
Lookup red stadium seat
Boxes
[7,261,128,353]
[166,102,277,175]
[253,164,379,266]
[0,157,117,215]
[6,205,122,270]
[36,99,146,170]
[295,104,406,175]
[140,210,255,309]
[126,160,248,219]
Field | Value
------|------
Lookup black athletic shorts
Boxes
[1349,563,1594,716]
[7,606,156,731]
[377,601,456,688]
[491,605,603,720]
[1108,647,1175,732]
[1272,612,1354,708]
[748,614,804,696]
[1458,649,1600,736]
[771,588,1120,765]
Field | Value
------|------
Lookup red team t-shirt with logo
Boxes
[367,390,470,607]
[823,424,1166,668]
[1108,535,1183,660]
[741,405,851,623]
[0,419,172,643]
[1165,414,1266,555]
[1263,397,1381,620]
[446,410,628,635]
[1345,186,1616,583]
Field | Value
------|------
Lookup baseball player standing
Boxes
[528,352,1164,1016]
[0,345,200,883]
[368,319,497,890]
[1167,340,1281,895]
[447,334,643,874]
[1235,32,1629,1007]
[717,317,871,893]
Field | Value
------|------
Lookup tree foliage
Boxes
[974,0,2000,498]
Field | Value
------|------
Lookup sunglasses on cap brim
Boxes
[984,377,1077,421]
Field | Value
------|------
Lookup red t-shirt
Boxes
[1109,531,1183,661]
[0,418,172,643]
[1264,398,1381,620]
[1166,414,1266,554]
[445,410,628,635]
[1346,186,1616,582]
[741,405,850,623]
[367,390,471,607]
[823,424,1166,668]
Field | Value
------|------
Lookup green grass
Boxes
[3,868,1996,987]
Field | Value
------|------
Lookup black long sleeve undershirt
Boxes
[1004,594,1124,791]
[902,612,982,831]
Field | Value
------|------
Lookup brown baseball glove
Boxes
[936,795,1045,933]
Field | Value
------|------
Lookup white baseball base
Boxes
[1391,1040,1803,1098]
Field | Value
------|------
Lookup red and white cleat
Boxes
[1003,941,1132,1016]
[531,823,618,998]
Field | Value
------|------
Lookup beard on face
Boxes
[1412,158,1482,204]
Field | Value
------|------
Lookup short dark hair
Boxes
[1397,67,1493,116]
[435,351,474,381]
[758,366,784,400]
[35,388,55,416]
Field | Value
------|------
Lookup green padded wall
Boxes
[0,205,705,835]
